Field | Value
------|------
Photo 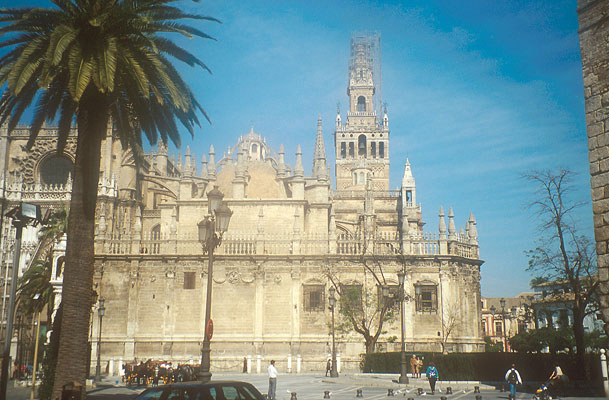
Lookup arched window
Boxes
[359,172,364,185]
[55,256,65,279]
[371,142,376,158]
[357,96,366,112]
[340,142,346,159]
[358,135,367,157]
[39,155,73,186]
[252,143,257,154]
[379,142,385,159]
[151,224,161,254]
[348,143,354,158]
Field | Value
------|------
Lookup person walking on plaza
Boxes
[326,359,332,377]
[416,357,423,378]
[268,360,278,400]
[410,355,417,378]
[425,362,439,395]
[504,364,522,399]
[548,363,565,397]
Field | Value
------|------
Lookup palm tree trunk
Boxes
[52,91,108,400]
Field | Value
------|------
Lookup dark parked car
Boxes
[134,381,266,400]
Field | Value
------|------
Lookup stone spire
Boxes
[448,206,457,240]
[438,206,446,239]
[312,116,329,182]
[156,140,167,176]
[277,145,286,178]
[401,158,415,188]
[201,155,208,179]
[401,158,416,210]
[233,144,246,199]
[336,107,341,128]
[468,212,478,244]
[294,145,304,178]
[208,145,216,178]
[184,146,192,175]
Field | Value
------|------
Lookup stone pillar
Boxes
[296,354,301,374]
[247,355,252,374]
[256,355,261,374]
[578,0,609,335]
[287,354,292,374]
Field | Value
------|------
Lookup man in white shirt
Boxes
[268,360,278,400]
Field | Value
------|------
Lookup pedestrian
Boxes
[504,364,522,399]
[416,357,423,378]
[326,359,332,377]
[268,360,278,400]
[243,357,248,373]
[548,363,566,397]
[410,355,417,378]
[425,361,439,395]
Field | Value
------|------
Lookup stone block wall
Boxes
[578,0,609,332]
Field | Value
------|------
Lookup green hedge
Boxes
[363,352,602,382]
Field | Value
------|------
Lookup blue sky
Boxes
[9,0,590,297]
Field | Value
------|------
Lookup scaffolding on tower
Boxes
[349,31,382,118]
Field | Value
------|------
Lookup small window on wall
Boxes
[303,285,324,312]
[184,272,196,290]
[415,284,437,313]
[495,321,503,336]
[481,320,487,336]
[340,142,346,159]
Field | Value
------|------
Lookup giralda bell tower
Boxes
[334,32,389,191]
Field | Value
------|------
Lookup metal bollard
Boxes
[474,386,480,393]
[324,391,331,399]
[387,389,394,396]
[475,395,482,400]
[356,389,363,398]
[446,387,452,394]
[417,388,423,395]
[291,393,297,400]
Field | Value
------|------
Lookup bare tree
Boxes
[440,303,461,354]
[523,169,598,375]
[326,256,398,354]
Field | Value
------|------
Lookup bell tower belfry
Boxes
[335,32,389,191]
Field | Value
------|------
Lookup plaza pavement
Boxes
[5,372,607,400]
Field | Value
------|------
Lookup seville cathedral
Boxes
[0,34,484,374]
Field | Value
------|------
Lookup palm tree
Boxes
[18,256,55,321]
[0,1,218,396]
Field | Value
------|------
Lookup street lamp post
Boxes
[198,186,232,383]
[490,305,497,346]
[397,271,408,384]
[95,298,105,382]
[500,298,507,352]
[328,287,338,377]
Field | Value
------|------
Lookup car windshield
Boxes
[137,388,164,400]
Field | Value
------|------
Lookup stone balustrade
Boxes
[97,230,479,259]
